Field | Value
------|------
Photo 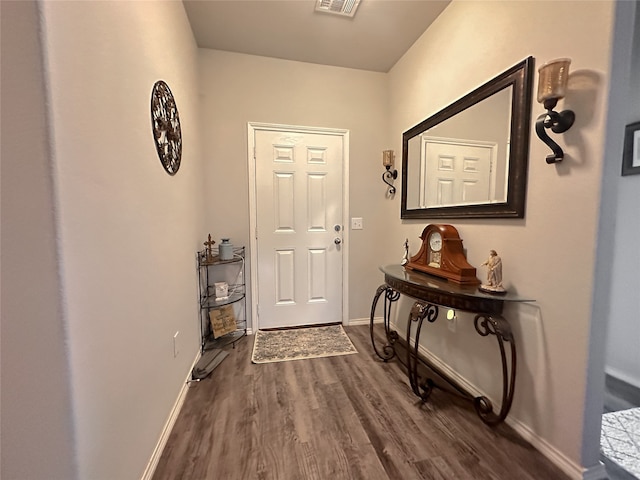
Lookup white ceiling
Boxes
[183,0,451,73]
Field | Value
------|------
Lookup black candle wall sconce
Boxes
[535,58,575,164]
[382,149,397,194]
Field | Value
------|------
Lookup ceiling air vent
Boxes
[315,0,362,18]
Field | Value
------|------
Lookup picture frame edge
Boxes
[621,120,640,176]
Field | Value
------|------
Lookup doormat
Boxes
[601,407,640,478]
[251,325,357,364]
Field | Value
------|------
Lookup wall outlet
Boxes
[351,217,363,230]
[173,331,180,358]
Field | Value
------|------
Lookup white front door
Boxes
[251,126,346,329]
[422,137,497,208]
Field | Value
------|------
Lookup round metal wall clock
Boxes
[150,80,182,175]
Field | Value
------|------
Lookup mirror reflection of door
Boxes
[403,86,512,211]
[421,137,498,208]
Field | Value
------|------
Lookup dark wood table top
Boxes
[380,264,534,315]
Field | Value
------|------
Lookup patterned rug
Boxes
[601,407,640,478]
[251,325,357,364]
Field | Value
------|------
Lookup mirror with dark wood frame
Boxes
[401,57,534,219]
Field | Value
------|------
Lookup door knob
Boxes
[334,238,342,245]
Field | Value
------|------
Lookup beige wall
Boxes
[198,49,394,326]
[389,0,614,476]
[1,2,76,478]
[36,1,205,478]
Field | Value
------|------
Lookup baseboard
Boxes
[605,370,640,408]
[504,415,586,479]
[347,316,382,326]
[605,367,640,392]
[140,351,201,480]
[582,462,608,480]
[392,321,587,480]
[400,324,488,400]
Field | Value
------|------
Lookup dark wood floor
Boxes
[153,325,570,480]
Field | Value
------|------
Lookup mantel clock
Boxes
[405,224,479,285]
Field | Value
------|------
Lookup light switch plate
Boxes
[351,217,363,230]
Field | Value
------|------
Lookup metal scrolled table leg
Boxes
[369,285,400,361]
[473,314,517,425]
[406,301,439,401]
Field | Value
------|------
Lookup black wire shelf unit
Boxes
[196,246,247,352]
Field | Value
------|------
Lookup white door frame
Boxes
[247,122,350,331]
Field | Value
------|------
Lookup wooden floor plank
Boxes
[152,325,571,480]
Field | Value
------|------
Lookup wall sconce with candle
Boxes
[382,149,398,194]
[535,58,576,164]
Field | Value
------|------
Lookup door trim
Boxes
[247,122,350,331]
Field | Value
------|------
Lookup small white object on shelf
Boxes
[214,282,229,300]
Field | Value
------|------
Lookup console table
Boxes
[369,264,533,425]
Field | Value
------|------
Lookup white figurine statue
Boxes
[401,238,409,265]
[480,249,506,293]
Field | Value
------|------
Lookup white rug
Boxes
[251,325,357,364]
[601,407,640,478]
